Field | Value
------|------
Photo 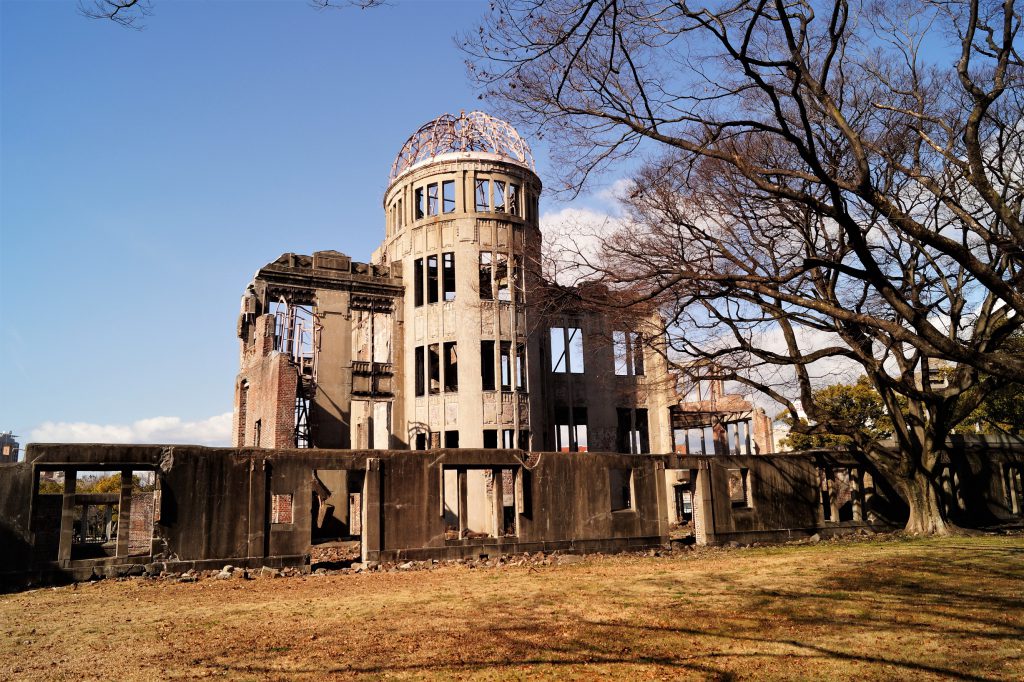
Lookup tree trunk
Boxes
[897,469,951,535]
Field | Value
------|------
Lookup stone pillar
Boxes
[58,471,77,566]
[653,461,669,543]
[361,458,382,562]
[116,469,133,557]
[692,462,716,546]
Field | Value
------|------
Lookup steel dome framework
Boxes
[389,111,536,183]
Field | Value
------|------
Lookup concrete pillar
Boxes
[653,461,669,543]
[692,462,716,546]
[361,458,382,562]
[457,469,468,537]
[58,471,77,566]
[491,468,503,537]
[116,469,133,557]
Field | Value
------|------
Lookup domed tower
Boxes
[376,112,543,450]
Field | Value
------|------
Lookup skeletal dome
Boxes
[389,111,536,183]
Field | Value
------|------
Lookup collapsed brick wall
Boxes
[234,314,300,448]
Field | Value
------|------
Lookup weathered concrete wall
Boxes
[3,440,1020,588]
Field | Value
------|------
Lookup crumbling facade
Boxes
[232,111,764,460]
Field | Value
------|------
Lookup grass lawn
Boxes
[1,535,1021,680]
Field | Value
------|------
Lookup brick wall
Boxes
[128,492,154,555]
[233,314,299,448]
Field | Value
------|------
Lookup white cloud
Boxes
[539,206,624,284]
[29,412,233,447]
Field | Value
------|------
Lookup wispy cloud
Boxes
[29,412,233,446]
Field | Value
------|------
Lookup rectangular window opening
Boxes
[515,344,526,390]
[426,255,439,304]
[495,253,510,301]
[415,187,425,219]
[442,252,456,301]
[494,180,506,212]
[729,468,752,509]
[567,327,584,373]
[443,467,460,538]
[414,258,424,307]
[617,408,650,454]
[442,180,456,213]
[415,346,425,397]
[479,252,493,300]
[499,468,517,536]
[475,178,490,212]
[483,429,498,449]
[610,469,634,512]
[480,341,496,391]
[426,182,439,216]
[443,341,458,392]
[555,406,588,452]
[428,343,440,395]
[508,184,519,215]
[444,430,460,448]
[500,342,512,391]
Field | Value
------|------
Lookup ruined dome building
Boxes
[232,111,772,463]
[6,114,1019,584]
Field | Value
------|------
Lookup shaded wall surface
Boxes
[2,440,1020,587]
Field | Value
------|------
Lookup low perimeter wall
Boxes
[1,440,1021,588]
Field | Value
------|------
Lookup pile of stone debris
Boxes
[58,530,914,587]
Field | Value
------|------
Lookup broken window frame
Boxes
[725,420,753,455]
[617,407,650,454]
[428,343,440,395]
[426,182,439,216]
[442,252,456,301]
[475,178,490,212]
[613,331,645,376]
[508,183,519,216]
[442,180,456,213]
[550,326,585,374]
[494,180,506,212]
[479,252,493,300]
[555,406,588,452]
[415,187,425,220]
[495,253,510,301]
[443,341,458,392]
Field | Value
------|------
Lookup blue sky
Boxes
[1,0,617,446]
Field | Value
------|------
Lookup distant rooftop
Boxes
[389,111,535,183]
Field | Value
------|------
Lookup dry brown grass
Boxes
[1,535,1022,680]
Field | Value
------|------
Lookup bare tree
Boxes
[79,0,388,28]
[468,0,1023,533]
